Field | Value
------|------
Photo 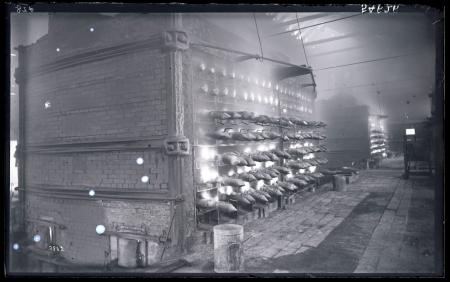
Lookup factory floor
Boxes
[176,157,439,275]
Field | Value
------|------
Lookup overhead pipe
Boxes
[191,41,312,70]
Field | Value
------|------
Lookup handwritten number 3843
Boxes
[48,245,64,252]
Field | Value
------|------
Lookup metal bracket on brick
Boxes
[162,30,190,51]
[163,136,190,156]
[174,194,185,203]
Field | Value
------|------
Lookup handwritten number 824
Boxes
[16,5,34,13]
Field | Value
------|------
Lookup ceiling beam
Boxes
[304,33,357,46]
[308,45,363,58]
[275,13,332,26]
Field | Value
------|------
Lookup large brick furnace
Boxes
[14,13,322,269]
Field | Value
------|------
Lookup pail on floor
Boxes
[213,224,244,273]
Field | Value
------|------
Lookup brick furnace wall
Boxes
[25,151,169,189]
[25,195,170,265]
[19,14,174,266]
[23,48,167,144]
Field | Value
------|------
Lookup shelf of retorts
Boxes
[191,57,326,228]
[369,115,388,161]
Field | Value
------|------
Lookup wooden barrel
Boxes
[213,224,244,273]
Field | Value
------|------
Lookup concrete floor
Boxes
[9,157,441,276]
[177,157,439,275]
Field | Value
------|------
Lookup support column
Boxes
[162,13,191,254]
[14,45,27,233]
[431,9,444,275]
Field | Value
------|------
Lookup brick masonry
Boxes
[24,48,167,144]
[25,14,169,70]
[25,150,168,189]
[18,14,173,266]
[17,13,319,268]
[25,194,171,266]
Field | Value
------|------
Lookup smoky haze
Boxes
[178,12,435,123]
[10,11,436,133]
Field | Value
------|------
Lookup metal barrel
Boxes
[117,238,146,268]
[213,224,244,273]
[333,175,346,191]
